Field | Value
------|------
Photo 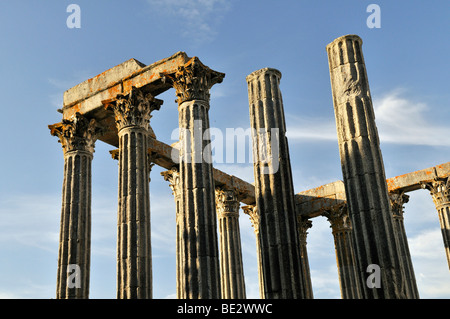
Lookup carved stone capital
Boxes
[242,205,259,234]
[49,112,99,154]
[324,204,352,233]
[104,86,163,131]
[296,215,312,245]
[215,187,240,219]
[161,168,181,198]
[421,177,450,208]
[389,191,410,220]
[161,57,225,104]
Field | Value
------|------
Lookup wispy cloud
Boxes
[146,0,231,44]
[374,90,450,146]
[286,89,450,147]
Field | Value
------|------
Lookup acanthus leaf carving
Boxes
[104,86,163,131]
[161,57,225,104]
[49,112,100,154]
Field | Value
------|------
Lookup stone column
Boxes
[49,113,99,299]
[296,216,314,299]
[324,204,363,299]
[389,192,420,298]
[327,34,408,298]
[161,168,184,298]
[105,86,162,299]
[242,205,264,298]
[246,68,305,299]
[215,187,246,299]
[421,178,450,270]
[162,57,224,299]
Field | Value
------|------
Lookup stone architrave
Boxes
[246,68,306,299]
[161,57,224,299]
[327,34,410,298]
[104,86,162,299]
[215,187,246,299]
[421,178,450,270]
[324,204,363,299]
[389,192,420,298]
[49,112,99,299]
[296,216,314,299]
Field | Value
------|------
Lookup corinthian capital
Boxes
[161,57,225,104]
[48,112,99,154]
[389,191,409,220]
[421,177,450,208]
[104,86,163,131]
[324,204,352,233]
[242,205,259,234]
[215,187,240,218]
[161,168,181,198]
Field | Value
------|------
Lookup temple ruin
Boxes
[48,34,450,299]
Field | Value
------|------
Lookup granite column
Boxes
[327,34,409,298]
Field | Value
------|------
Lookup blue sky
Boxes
[0,0,449,299]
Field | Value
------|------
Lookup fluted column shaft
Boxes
[242,205,264,298]
[327,35,408,298]
[162,57,225,299]
[297,217,314,299]
[421,178,450,270]
[216,188,246,299]
[105,86,162,299]
[389,192,419,298]
[325,204,363,299]
[246,68,305,299]
[49,113,98,299]
[161,168,184,298]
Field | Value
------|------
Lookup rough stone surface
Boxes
[247,67,307,299]
[161,57,223,299]
[389,192,420,298]
[215,187,246,299]
[327,34,411,298]
[324,204,362,299]
[49,113,99,299]
[106,86,160,299]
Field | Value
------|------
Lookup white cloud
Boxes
[286,89,450,147]
[374,90,450,146]
[407,228,450,298]
[147,0,231,44]
[286,115,337,141]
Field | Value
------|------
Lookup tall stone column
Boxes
[324,204,363,299]
[162,57,224,299]
[246,68,305,299]
[296,216,314,299]
[242,205,264,299]
[389,192,420,298]
[421,178,450,270]
[327,35,408,298]
[161,168,184,298]
[49,112,99,299]
[105,86,162,299]
[215,187,246,299]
